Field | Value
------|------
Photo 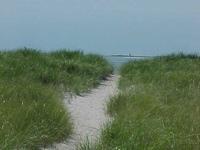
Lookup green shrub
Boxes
[81,54,200,150]
[0,48,112,149]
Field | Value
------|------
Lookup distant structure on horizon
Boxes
[111,54,152,58]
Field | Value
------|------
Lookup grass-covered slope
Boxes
[0,48,112,149]
[81,54,200,150]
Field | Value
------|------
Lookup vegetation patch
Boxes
[0,48,112,149]
[80,53,200,150]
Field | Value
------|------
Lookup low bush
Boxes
[0,48,112,149]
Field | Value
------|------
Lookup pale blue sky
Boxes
[0,0,200,55]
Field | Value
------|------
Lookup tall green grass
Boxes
[80,53,200,150]
[0,48,112,149]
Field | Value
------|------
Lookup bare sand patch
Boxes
[45,75,119,150]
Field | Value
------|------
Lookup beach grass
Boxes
[79,53,200,150]
[0,48,112,149]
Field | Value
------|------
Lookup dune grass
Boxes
[79,53,200,150]
[0,48,112,149]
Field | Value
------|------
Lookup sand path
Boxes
[46,75,118,150]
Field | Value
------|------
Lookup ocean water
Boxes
[105,56,136,71]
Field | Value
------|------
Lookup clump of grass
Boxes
[0,48,112,149]
[0,81,72,149]
[80,53,200,149]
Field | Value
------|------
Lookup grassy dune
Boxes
[80,54,200,150]
[0,48,112,149]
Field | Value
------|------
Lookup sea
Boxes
[105,56,140,71]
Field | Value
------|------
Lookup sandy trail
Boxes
[46,75,118,150]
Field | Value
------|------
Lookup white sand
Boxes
[45,75,119,150]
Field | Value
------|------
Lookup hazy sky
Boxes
[0,0,200,55]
